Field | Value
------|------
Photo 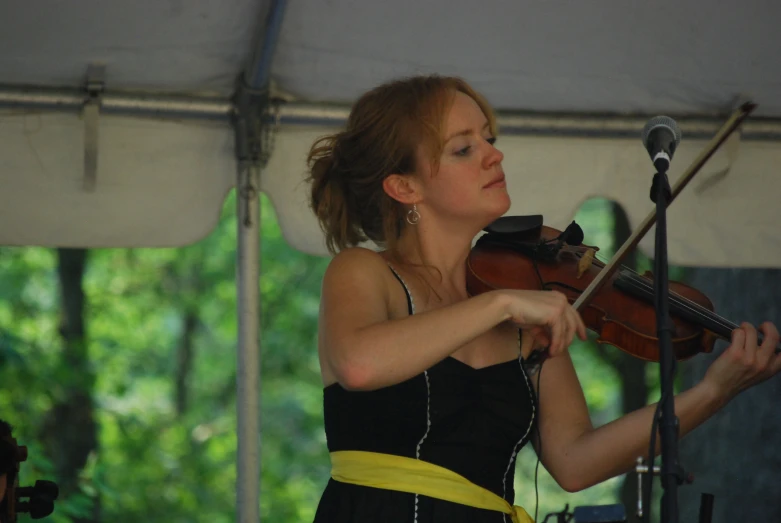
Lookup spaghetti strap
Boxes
[387,264,415,315]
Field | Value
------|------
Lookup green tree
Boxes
[0,190,633,523]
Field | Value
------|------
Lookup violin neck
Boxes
[613,270,781,354]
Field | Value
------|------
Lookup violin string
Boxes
[620,269,739,330]
[585,251,739,334]
[587,252,735,329]
[618,269,739,335]
[614,272,705,321]
[613,275,740,345]
[561,244,737,335]
[614,272,710,323]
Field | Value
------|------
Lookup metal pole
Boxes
[2,85,781,140]
[244,0,288,88]
[274,102,781,140]
[235,111,260,523]
[0,85,232,120]
[234,2,287,521]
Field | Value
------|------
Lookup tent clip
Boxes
[83,64,105,192]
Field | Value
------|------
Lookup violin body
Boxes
[466,219,720,362]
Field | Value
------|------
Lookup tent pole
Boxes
[233,1,288,521]
[0,85,231,120]
[235,113,261,523]
[2,85,781,141]
[243,0,288,89]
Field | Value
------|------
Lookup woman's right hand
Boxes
[501,289,588,357]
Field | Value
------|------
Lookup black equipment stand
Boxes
[651,163,687,523]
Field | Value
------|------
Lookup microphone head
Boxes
[569,228,584,246]
[563,221,584,245]
[641,115,682,150]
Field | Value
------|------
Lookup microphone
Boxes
[641,116,682,173]
[543,221,584,258]
[561,221,584,246]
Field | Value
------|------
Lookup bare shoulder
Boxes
[320,247,394,324]
[323,247,391,293]
[325,246,389,273]
[318,247,395,385]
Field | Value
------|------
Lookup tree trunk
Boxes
[675,268,781,523]
[175,311,198,417]
[42,248,99,522]
[609,202,649,523]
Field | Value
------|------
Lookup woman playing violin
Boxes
[305,75,781,523]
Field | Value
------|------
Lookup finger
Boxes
[728,327,746,359]
[554,293,571,354]
[575,309,588,340]
[561,310,575,353]
[565,309,577,348]
[554,319,570,356]
[569,307,586,342]
[550,317,564,356]
[547,323,559,356]
[531,326,550,349]
[759,321,779,352]
[741,322,758,364]
[757,321,779,368]
[560,318,571,355]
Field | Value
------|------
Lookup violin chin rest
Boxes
[482,215,543,236]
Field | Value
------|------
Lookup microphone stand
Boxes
[564,103,756,523]
[651,160,686,523]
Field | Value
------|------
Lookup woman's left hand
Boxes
[702,321,781,402]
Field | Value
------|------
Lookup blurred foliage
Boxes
[0,192,656,522]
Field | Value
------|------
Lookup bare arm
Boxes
[319,248,512,391]
[530,323,781,493]
[530,352,725,492]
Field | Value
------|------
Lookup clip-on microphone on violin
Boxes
[538,221,585,260]
[640,116,691,523]
[556,221,585,249]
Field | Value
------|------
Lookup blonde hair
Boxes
[306,75,497,255]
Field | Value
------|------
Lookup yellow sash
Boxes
[330,450,533,523]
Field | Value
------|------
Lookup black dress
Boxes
[313,266,538,523]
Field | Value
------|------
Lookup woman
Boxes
[305,75,780,523]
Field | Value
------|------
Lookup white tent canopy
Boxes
[2,1,780,521]
[1,0,780,266]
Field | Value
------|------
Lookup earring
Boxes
[406,204,420,225]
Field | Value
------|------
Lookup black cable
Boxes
[533,359,544,523]
[644,389,666,523]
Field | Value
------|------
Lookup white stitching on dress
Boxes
[413,370,431,523]
[386,264,425,522]
[501,331,537,522]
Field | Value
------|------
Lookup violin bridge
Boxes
[577,248,595,279]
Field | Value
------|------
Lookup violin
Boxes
[466,101,780,362]
[466,217,778,361]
